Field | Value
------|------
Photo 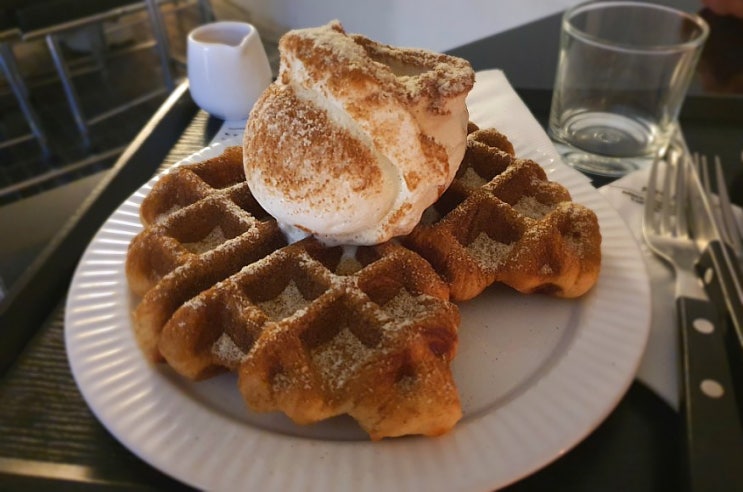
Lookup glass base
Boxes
[551,141,654,178]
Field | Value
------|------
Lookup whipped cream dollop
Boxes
[243,21,475,245]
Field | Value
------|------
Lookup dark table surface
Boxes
[1,3,742,491]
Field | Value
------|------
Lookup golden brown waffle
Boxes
[158,238,460,440]
[403,126,602,301]
[125,147,461,440]
[125,127,602,440]
[126,146,287,361]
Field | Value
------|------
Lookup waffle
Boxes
[125,147,460,440]
[125,146,288,361]
[404,125,602,301]
[158,238,460,440]
[124,126,601,440]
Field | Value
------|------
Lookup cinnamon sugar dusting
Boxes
[513,196,554,219]
[311,328,375,391]
[382,288,430,324]
[212,333,246,366]
[243,20,475,245]
[182,226,226,254]
[459,167,487,189]
[257,281,309,320]
[466,232,514,269]
[246,85,383,207]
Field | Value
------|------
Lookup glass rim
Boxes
[563,0,709,54]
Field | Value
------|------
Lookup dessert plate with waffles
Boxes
[65,21,650,491]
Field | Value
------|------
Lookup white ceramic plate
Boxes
[65,70,650,491]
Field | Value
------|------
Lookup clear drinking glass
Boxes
[548,1,709,177]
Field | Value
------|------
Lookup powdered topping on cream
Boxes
[243,21,475,246]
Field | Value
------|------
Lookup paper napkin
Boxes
[599,169,680,409]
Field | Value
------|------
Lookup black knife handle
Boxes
[697,240,743,352]
[697,240,743,416]
[677,296,743,492]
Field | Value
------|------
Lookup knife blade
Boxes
[681,140,743,413]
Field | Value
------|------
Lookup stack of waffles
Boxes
[125,127,601,440]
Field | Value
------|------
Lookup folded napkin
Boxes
[601,166,743,411]
[598,169,679,410]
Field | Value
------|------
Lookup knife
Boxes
[658,138,743,492]
[682,144,743,413]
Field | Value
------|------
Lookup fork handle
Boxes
[677,295,743,491]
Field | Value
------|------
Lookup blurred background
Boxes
[0,0,743,211]
[2,0,714,208]
[0,0,588,207]
[0,0,256,206]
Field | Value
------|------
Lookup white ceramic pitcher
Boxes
[187,21,272,121]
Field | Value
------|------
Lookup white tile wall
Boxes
[231,0,579,51]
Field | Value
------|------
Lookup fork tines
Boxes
[645,144,688,242]
[694,153,743,259]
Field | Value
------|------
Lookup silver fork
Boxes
[695,153,743,262]
[643,150,743,492]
